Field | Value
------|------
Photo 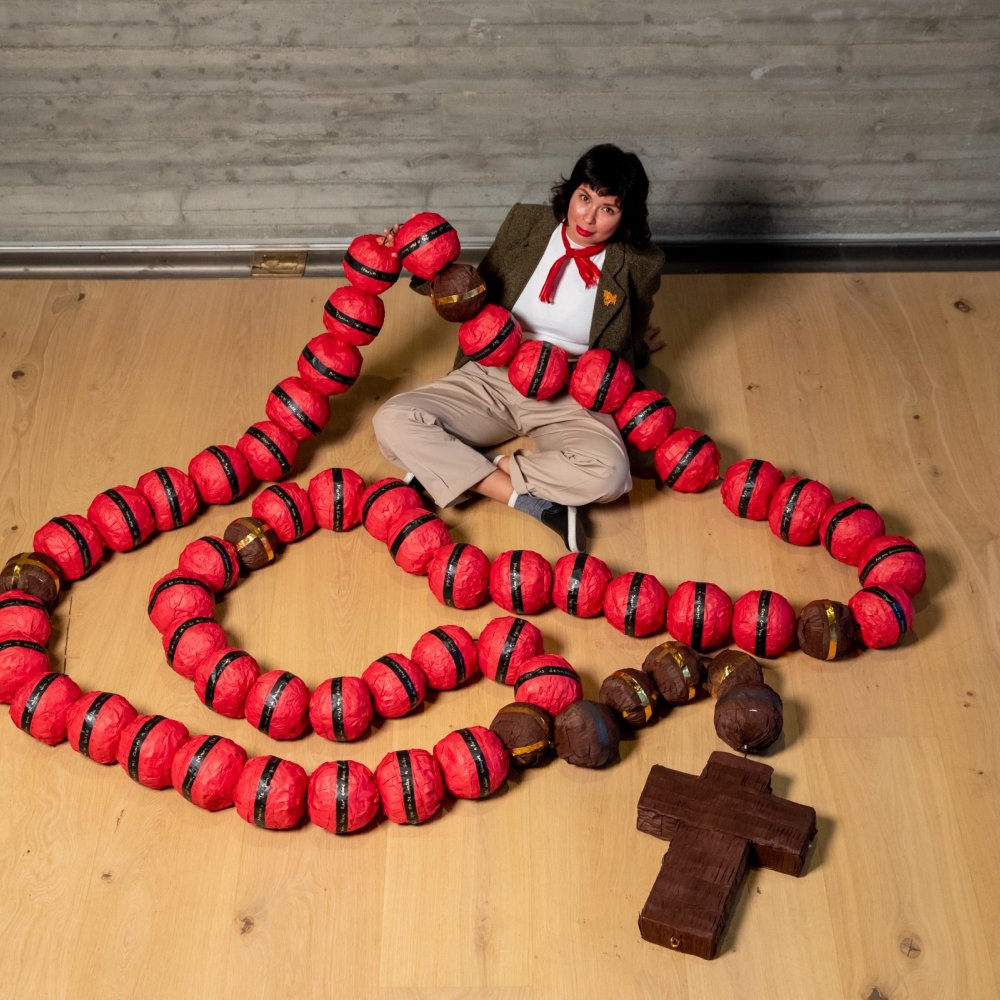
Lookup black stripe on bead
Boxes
[430,626,467,684]
[18,672,60,734]
[620,397,670,442]
[331,469,345,532]
[323,302,380,337]
[344,251,398,284]
[104,489,142,544]
[442,543,467,607]
[0,638,47,655]
[147,575,213,615]
[0,596,45,614]
[199,536,237,590]
[362,480,406,521]
[181,734,221,801]
[378,655,419,709]
[204,650,247,709]
[302,347,355,387]
[780,478,812,541]
[514,665,577,689]
[591,353,620,412]
[859,543,921,585]
[496,617,525,684]
[330,677,346,741]
[508,551,524,614]
[663,435,712,489]
[690,582,707,650]
[395,221,454,261]
[458,728,492,797]
[389,512,436,560]
[823,502,873,552]
[267,485,304,538]
[865,585,909,636]
[246,426,291,474]
[78,691,113,758]
[166,615,216,666]
[257,671,294,734]
[335,760,351,833]
[527,343,552,399]
[624,573,644,637]
[755,591,772,657]
[154,468,184,528]
[738,460,763,519]
[566,552,588,617]
[254,756,282,828]
[468,316,517,363]
[51,516,93,573]
[271,385,321,437]
[127,715,165,782]
[207,446,240,499]
[395,750,420,824]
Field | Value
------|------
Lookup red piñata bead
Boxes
[360,477,423,542]
[66,691,137,764]
[322,286,385,346]
[427,542,491,609]
[308,759,381,833]
[170,734,247,811]
[731,589,796,658]
[343,233,401,294]
[162,615,226,680]
[298,334,363,396]
[513,654,583,716]
[476,615,545,685]
[667,580,734,652]
[614,389,676,452]
[387,507,451,575]
[603,572,668,637]
[721,458,786,520]
[849,584,915,649]
[395,212,461,280]
[0,633,49,703]
[9,672,82,746]
[654,427,721,493]
[117,714,189,789]
[768,476,835,546]
[86,486,156,552]
[489,549,553,615]
[458,304,522,367]
[433,726,509,799]
[266,376,330,442]
[820,498,886,566]
[375,748,444,825]
[146,569,215,634]
[188,445,253,505]
[857,535,926,596]
[194,648,260,718]
[234,755,308,830]
[33,514,105,580]
[178,535,240,594]
[236,420,299,482]
[553,552,613,618]
[136,466,200,531]
[508,340,569,400]
[308,467,366,532]
[568,349,635,413]
[309,676,373,742]
[251,482,316,543]
[0,590,50,645]
[244,670,311,740]
[410,624,478,690]
[362,653,426,719]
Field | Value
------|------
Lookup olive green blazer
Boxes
[454,203,664,370]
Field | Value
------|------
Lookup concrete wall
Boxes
[1,1,998,245]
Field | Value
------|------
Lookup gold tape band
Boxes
[512,739,549,758]
[10,556,60,596]
[824,602,839,660]
[432,284,486,305]
[233,519,274,560]
[612,669,653,722]
[672,652,698,701]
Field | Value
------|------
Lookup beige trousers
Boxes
[372,362,632,508]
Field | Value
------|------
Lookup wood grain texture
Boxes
[0,270,998,998]
[0,2,998,242]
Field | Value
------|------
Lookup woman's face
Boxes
[565,184,622,246]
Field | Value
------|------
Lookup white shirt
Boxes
[511,225,604,356]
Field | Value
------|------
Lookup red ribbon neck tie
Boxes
[538,226,606,303]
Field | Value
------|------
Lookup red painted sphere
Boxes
[244,670,311,740]
[721,458,785,520]
[178,535,240,594]
[188,445,253,505]
[86,485,156,552]
[489,549,553,615]
[476,615,545,685]
[266,376,331,441]
[66,691,138,764]
[298,334,363,395]
[857,535,926,596]
[552,552,613,618]
[135,466,200,531]
[116,714,190,789]
[427,542,491,609]
[603,572,668,637]
[820,498,886,566]
[0,632,49,703]
[375,748,445,825]
[410,624,478,690]
[0,590,50,645]
[614,389,676,452]
[322,285,386,346]
[768,476,835,546]
[731,589,796,658]
[362,653,426,719]
[170,734,247,811]
[308,759,381,834]
[458,304,522,367]
[9,672,82,746]
[194,648,260,718]
[146,569,215,634]
[308,467,366,532]
[654,427,721,493]
[849,584,915,649]
[309,676,373,742]
[569,349,635,413]
[251,482,316,543]
[509,340,570,400]
[667,581,734,653]
[162,615,226,680]
[395,212,461,280]
[234,755,309,830]
[236,421,299,482]
[387,507,451,575]
[360,477,423,542]
[343,233,401,294]
[433,726,509,799]
[513,654,583,716]
[33,514,105,580]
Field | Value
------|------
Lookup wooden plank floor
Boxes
[0,271,997,999]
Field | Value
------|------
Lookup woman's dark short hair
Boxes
[550,144,652,245]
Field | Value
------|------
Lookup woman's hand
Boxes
[379,224,400,250]
[644,324,666,353]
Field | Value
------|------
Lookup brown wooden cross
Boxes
[636,750,817,960]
